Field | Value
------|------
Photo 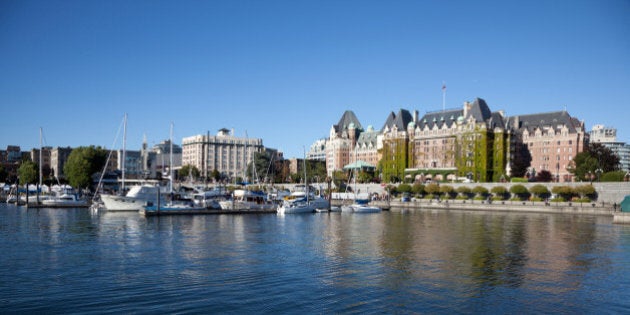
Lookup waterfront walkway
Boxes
[340,198,615,216]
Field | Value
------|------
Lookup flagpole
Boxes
[442,81,446,112]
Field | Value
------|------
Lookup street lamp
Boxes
[595,168,603,182]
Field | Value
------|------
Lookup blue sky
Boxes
[1,0,629,159]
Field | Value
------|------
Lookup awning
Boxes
[343,160,376,171]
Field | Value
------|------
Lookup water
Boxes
[1,203,630,314]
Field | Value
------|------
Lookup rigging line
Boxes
[92,115,126,202]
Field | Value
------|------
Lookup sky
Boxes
[1,0,629,159]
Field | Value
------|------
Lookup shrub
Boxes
[491,186,508,200]
[457,186,472,199]
[412,183,425,195]
[510,184,529,200]
[552,186,574,201]
[575,184,596,200]
[439,185,455,198]
[529,184,550,199]
[398,183,412,194]
[472,186,489,198]
[425,183,440,195]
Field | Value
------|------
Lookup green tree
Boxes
[64,146,108,189]
[472,185,489,198]
[569,142,620,181]
[411,183,425,196]
[439,184,455,198]
[397,183,412,194]
[0,165,8,182]
[551,185,574,201]
[457,186,472,199]
[491,186,508,199]
[509,184,529,200]
[180,164,200,180]
[425,183,440,196]
[574,184,596,200]
[18,160,38,185]
[529,184,550,199]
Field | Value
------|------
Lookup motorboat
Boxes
[278,189,329,214]
[41,193,89,207]
[278,196,315,213]
[219,189,276,212]
[100,184,166,211]
[341,199,381,213]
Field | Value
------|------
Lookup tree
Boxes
[179,164,200,181]
[18,160,38,185]
[510,142,531,178]
[510,184,529,200]
[552,186,574,201]
[397,183,412,194]
[64,146,108,189]
[439,184,455,198]
[529,184,550,199]
[491,186,508,199]
[536,170,553,182]
[0,165,8,182]
[425,183,440,195]
[569,142,620,181]
[412,183,425,196]
[472,186,489,198]
[457,186,472,199]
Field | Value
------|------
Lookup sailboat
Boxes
[100,114,164,211]
[341,146,381,213]
[278,148,327,213]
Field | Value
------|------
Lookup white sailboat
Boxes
[341,147,381,213]
[100,114,164,211]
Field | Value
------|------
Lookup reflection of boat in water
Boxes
[219,189,276,212]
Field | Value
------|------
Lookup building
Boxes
[380,109,415,182]
[150,139,182,179]
[29,146,52,181]
[404,98,509,182]
[325,111,363,176]
[182,128,264,181]
[307,139,327,161]
[590,125,630,172]
[506,110,586,182]
[50,147,73,180]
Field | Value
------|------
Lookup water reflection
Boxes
[1,203,628,313]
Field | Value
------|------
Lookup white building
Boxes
[182,128,264,181]
[590,125,630,172]
[307,138,327,161]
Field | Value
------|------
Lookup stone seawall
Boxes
[319,182,630,205]
[333,198,615,216]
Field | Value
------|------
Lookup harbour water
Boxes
[1,203,630,314]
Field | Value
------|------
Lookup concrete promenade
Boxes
[370,199,614,216]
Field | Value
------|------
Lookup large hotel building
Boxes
[322,98,587,182]
[182,128,264,180]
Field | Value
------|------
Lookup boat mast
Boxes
[169,122,174,194]
[39,127,43,186]
[303,146,308,202]
[121,113,127,193]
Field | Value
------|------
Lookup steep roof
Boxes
[506,110,581,133]
[381,109,413,131]
[417,108,463,130]
[333,110,363,134]
[357,125,379,148]
[466,98,493,122]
